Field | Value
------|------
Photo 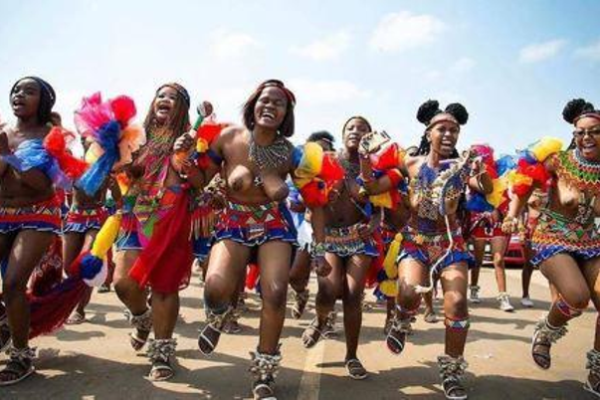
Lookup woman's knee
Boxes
[558,288,590,314]
[262,285,288,311]
[444,292,469,319]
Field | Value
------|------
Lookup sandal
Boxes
[66,311,86,325]
[198,324,221,355]
[345,358,368,380]
[291,289,309,320]
[198,308,230,355]
[146,338,176,382]
[438,355,468,400]
[250,348,281,400]
[585,349,600,398]
[97,283,111,294]
[0,347,36,387]
[322,311,338,338]
[0,320,11,353]
[128,308,152,352]
[531,317,567,370]
[386,318,411,355]
[302,318,325,349]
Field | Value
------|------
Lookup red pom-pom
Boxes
[110,96,136,127]
[373,143,401,170]
[320,154,344,183]
[197,122,228,144]
[385,168,403,188]
[44,127,88,179]
[300,181,328,207]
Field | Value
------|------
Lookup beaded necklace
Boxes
[248,131,293,172]
[556,149,600,192]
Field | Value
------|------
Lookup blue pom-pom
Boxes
[496,155,517,176]
[522,151,537,165]
[465,193,494,212]
[80,254,103,279]
[292,146,304,168]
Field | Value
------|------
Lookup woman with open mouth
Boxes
[0,77,82,386]
[385,100,492,400]
[112,83,194,381]
[301,116,380,381]
[503,98,600,398]
[177,79,329,400]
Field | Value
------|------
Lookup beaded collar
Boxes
[249,132,294,172]
[556,149,600,192]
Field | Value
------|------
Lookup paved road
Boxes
[1,268,596,399]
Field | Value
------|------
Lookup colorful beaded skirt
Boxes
[63,205,108,234]
[324,223,379,258]
[531,208,600,266]
[0,196,62,235]
[397,225,473,270]
[214,200,297,247]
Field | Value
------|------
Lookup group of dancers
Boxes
[0,75,599,400]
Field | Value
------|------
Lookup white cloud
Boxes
[209,29,261,60]
[519,39,566,63]
[369,11,444,53]
[451,57,475,73]
[575,39,600,62]
[287,78,369,106]
[290,31,351,61]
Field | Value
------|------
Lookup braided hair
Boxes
[414,100,468,157]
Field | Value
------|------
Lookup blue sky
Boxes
[1,0,599,154]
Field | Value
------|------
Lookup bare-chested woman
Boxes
[301,116,380,380]
[179,80,327,400]
[503,98,600,397]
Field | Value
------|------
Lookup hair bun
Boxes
[445,103,469,125]
[563,98,595,124]
[416,100,440,125]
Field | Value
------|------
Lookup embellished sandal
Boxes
[531,317,567,370]
[0,346,36,387]
[223,307,242,335]
[322,311,338,338]
[146,338,177,382]
[0,317,11,353]
[198,307,231,355]
[345,358,368,380]
[386,317,411,355]
[291,289,309,320]
[249,346,281,400]
[128,308,152,351]
[438,355,469,400]
[584,349,600,398]
[302,318,325,349]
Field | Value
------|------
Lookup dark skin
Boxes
[0,79,57,383]
[112,86,186,380]
[505,116,600,377]
[65,176,121,321]
[395,116,491,358]
[177,86,327,356]
[303,118,380,364]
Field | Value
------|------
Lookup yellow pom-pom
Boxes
[295,142,323,179]
[383,235,402,278]
[90,214,123,258]
[196,138,208,154]
[370,193,393,209]
[85,143,103,164]
[380,280,398,297]
[486,177,508,208]
[531,137,563,162]
[507,171,533,187]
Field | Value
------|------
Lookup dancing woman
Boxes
[301,116,380,380]
[0,77,85,385]
[384,100,491,400]
[111,83,193,381]
[503,99,600,397]
[180,80,329,400]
